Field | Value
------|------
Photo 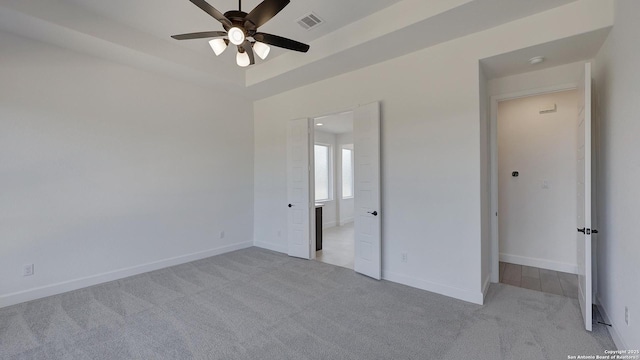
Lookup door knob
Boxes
[367,211,378,216]
[577,228,585,233]
[288,204,294,208]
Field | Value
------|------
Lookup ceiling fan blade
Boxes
[188,0,232,27]
[254,33,310,53]
[241,41,256,65]
[171,31,227,40]
[245,0,290,28]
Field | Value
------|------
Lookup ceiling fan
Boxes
[172,0,310,67]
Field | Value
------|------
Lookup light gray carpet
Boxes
[0,247,615,359]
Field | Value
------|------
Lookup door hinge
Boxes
[578,228,597,235]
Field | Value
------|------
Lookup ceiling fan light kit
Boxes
[208,38,228,56]
[236,50,251,67]
[253,41,271,60]
[172,0,310,67]
[228,27,246,45]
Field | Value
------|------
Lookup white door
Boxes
[354,102,382,279]
[287,118,313,259]
[576,63,593,331]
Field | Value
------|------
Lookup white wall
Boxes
[253,0,614,304]
[337,132,354,225]
[593,0,640,349]
[0,32,254,307]
[497,91,579,273]
[314,130,337,228]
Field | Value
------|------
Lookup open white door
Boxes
[287,118,312,259]
[354,102,381,279]
[576,63,593,331]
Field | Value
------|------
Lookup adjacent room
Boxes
[313,111,355,269]
[1,0,638,358]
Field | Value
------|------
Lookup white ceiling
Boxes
[480,28,611,79]
[314,111,353,134]
[0,0,603,99]
[62,0,405,63]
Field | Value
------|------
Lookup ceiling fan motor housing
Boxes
[223,11,257,35]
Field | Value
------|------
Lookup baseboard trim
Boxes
[0,241,253,309]
[482,275,491,304]
[339,218,354,226]
[499,253,578,274]
[596,295,629,350]
[382,271,484,305]
[253,240,287,254]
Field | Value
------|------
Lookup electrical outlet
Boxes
[220,231,225,239]
[277,230,282,237]
[625,306,630,326]
[23,264,34,277]
[401,253,408,263]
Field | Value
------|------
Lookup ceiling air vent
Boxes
[297,12,323,30]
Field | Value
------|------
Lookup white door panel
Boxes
[287,118,312,259]
[576,63,593,331]
[354,102,381,280]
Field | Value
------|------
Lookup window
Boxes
[314,144,332,201]
[342,147,354,199]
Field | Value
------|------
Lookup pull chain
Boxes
[239,0,241,11]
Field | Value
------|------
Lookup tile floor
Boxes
[316,222,354,269]
[499,262,579,299]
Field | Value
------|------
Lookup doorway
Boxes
[492,88,581,298]
[286,102,382,280]
[488,63,596,331]
[313,111,355,269]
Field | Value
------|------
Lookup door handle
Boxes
[577,228,585,233]
[367,211,378,216]
[288,204,294,208]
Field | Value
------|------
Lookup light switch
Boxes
[542,180,550,189]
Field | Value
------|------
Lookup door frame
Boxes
[489,83,578,283]
[293,103,381,266]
